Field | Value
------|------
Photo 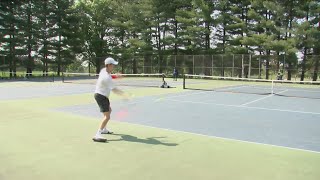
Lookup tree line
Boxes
[0,0,319,80]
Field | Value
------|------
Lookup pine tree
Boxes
[0,1,25,77]
[75,0,115,73]
[19,0,37,76]
[282,0,301,80]
[295,0,319,81]
[214,0,234,54]
[224,0,250,54]
[34,0,56,75]
[309,1,319,81]
[176,0,209,54]
[241,0,276,79]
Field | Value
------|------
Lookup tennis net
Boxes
[183,74,320,99]
[62,72,165,87]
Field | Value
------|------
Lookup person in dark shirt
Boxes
[277,71,283,80]
[173,67,178,81]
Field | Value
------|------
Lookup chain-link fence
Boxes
[1,54,320,81]
[0,55,79,79]
[108,54,320,81]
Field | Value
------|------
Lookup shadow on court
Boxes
[108,134,178,146]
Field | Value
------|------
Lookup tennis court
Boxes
[58,80,320,152]
[1,75,320,180]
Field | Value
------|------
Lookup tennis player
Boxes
[93,57,129,142]
[161,73,170,88]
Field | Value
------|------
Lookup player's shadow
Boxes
[108,133,178,146]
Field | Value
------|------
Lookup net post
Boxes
[183,74,186,89]
[271,80,274,94]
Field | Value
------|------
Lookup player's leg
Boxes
[100,106,113,134]
[93,112,109,142]
[93,94,110,142]
[99,111,110,131]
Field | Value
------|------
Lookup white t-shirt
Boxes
[94,68,115,97]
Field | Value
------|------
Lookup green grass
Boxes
[0,84,320,180]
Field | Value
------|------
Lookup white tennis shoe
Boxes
[92,134,107,142]
[100,128,113,134]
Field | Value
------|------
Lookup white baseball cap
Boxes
[104,57,118,65]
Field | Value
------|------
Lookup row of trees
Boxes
[0,0,80,76]
[0,0,319,80]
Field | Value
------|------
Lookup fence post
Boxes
[183,74,185,89]
[158,56,160,74]
[232,54,234,77]
[221,54,224,76]
[249,54,251,78]
[283,54,286,74]
[175,55,176,67]
[202,55,205,75]
[259,57,261,79]
[193,55,195,75]
[241,54,244,78]
[151,55,153,73]
[212,55,214,76]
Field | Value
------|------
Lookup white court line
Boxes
[219,85,250,91]
[116,121,320,154]
[240,89,288,106]
[167,99,320,115]
[122,90,211,105]
[154,90,213,101]
[241,94,275,106]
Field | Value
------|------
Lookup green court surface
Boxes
[1,84,320,180]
